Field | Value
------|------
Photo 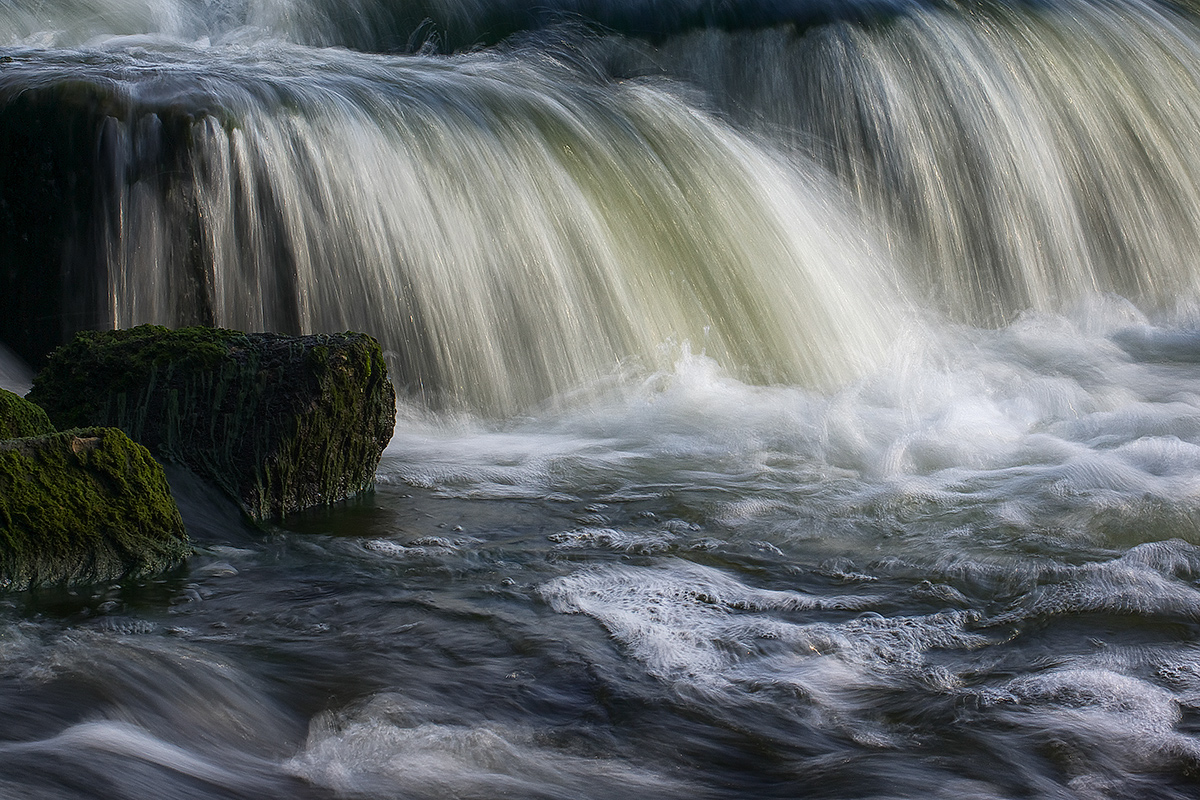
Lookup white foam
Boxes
[547,527,678,554]
[541,562,983,687]
[376,308,1200,557]
[286,694,694,799]
[991,541,1200,623]
[979,668,1200,771]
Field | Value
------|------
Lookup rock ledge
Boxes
[29,325,396,520]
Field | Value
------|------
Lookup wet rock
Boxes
[0,82,209,367]
[28,325,397,520]
[0,388,55,438]
[0,427,189,591]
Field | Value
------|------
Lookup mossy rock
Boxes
[28,325,397,520]
[0,427,189,591]
[0,388,55,438]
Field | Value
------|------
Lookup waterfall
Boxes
[5,0,1200,410]
[644,0,1200,323]
[8,3,1200,798]
[3,45,910,414]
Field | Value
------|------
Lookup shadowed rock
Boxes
[28,325,397,520]
[0,388,55,439]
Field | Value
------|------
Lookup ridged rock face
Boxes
[0,427,189,591]
[28,326,397,520]
[0,388,55,439]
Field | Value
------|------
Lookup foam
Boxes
[547,528,678,554]
[978,668,1200,772]
[286,694,695,799]
[540,562,984,686]
[375,308,1200,559]
[989,541,1200,624]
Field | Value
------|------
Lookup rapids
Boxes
[4,0,1200,797]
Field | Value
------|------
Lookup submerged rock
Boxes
[0,388,55,439]
[0,427,189,591]
[28,326,397,520]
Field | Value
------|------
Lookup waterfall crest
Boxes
[6,0,1200,410]
[47,48,906,413]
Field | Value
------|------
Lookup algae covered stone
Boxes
[0,427,189,591]
[0,388,56,439]
[28,326,397,520]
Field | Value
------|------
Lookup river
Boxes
[3,0,1200,796]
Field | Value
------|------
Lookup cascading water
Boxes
[100,46,907,413]
[601,0,1200,323]
[4,0,1200,798]
[1,42,910,413]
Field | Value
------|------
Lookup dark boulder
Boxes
[0,388,55,439]
[1,80,213,368]
[0,427,189,591]
[28,325,396,520]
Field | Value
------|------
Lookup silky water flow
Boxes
[4,0,1200,797]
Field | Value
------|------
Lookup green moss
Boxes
[28,325,238,429]
[29,326,396,520]
[0,388,56,439]
[0,427,190,591]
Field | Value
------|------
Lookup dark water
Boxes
[5,0,1200,797]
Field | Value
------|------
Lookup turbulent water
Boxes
[5,0,1200,797]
